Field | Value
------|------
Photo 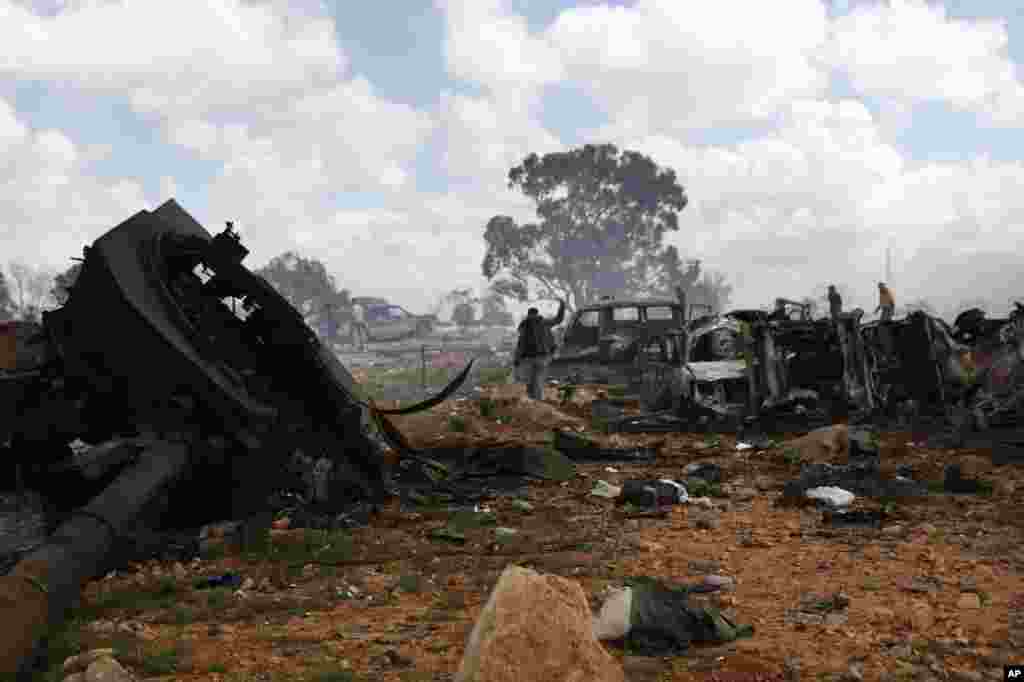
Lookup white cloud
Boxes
[437,0,564,94]
[1,0,346,119]
[828,0,1024,125]
[546,0,831,133]
[0,97,148,269]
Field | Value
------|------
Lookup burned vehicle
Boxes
[548,298,689,384]
[352,302,435,345]
[631,307,876,428]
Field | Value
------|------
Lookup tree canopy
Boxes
[0,269,13,321]
[481,144,691,310]
[255,252,350,317]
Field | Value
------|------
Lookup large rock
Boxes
[63,650,136,682]
[456,565,625,682]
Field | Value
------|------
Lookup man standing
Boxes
[874,283,895,322]
[513,299,566,400]
[828,285,843,321]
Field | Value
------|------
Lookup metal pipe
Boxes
[0,441,188,674]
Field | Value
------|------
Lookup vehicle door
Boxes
[557,309,601,357]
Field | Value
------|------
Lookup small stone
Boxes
[956,592,982,610]
[948,671,983,682]
[733,487,758,501]
[824,612,848,626]
[692,513,720,531]
[62,649,116,675]
[957,576,977,593]
[845,662,864,681]
[687,560,720,574]
[83,656,133,682]
[754,475,774,491]
[690,496,714,509]
[882,524,904,536]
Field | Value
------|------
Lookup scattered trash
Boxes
[591,480,623,499]
[592,576,753,654]
[195,572,243,590]
[620,480,688,507]
[822,509,887,528]
[605,467,619,473]
[683,462,722,483]
[735,442,753,451]
[805,486,855,508]
[430,525,467,544]
[510,499,534,512]
[494,527,518,541]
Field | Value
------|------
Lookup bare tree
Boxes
[7,261,57,322]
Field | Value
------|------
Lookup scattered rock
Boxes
[64,655,136,682]
[241,577,256,591]
[958,576,977,593]
[62,649,117,675]
[948,672,983,682]
[882,524,904,536]
[687,560,720,574]
[732,487,758,502]
[455,565,625,682]
[956,593,982,610]
[691,512,720,531]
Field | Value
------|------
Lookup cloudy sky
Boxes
[1,0,1023,319]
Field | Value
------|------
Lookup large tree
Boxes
[482,144,689,310]
[255,252,350,317]
[0,269,13,320]
[7,261,56,322]
[690,270,734,314]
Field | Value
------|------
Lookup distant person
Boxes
[513,300,566,400]
[828,285,843,321]
[874,283,895,322]
[351,303,366,350]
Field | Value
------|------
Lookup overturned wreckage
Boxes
[0,200,471,672]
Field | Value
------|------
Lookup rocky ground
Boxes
[16,381,1024,681]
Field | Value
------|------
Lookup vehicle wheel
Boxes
[353,325,369,350]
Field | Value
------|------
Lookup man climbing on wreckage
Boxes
[513,299,566,400]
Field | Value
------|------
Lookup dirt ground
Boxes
[45,383,1024,681]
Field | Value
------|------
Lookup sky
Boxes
[1,0,1023,320]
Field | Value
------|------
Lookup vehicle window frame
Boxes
[644,305,676,322]
[611,306,641,323]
